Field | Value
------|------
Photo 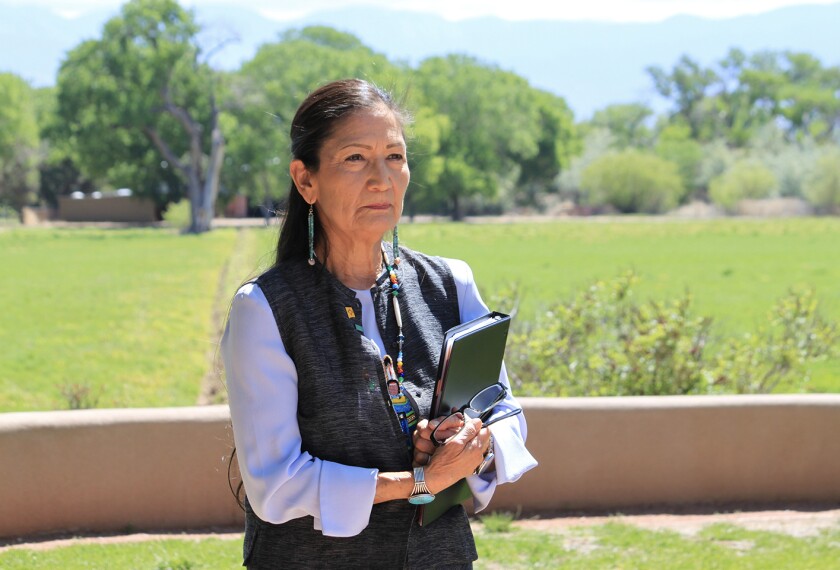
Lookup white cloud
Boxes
[1,0,837,22]
[53,8,84,18]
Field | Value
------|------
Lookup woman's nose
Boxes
[367,159,391,191]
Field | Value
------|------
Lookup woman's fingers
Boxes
[414,436,436,456]
[412,419,430,445]
[412,416,486,472]
[414,414,466,448]
[413,449,431,466]
[423,418,486,492]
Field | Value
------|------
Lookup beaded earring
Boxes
[392,226,400,265]
[307,203,315,266]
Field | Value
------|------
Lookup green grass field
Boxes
[399,218,840,332]
[0,228,240,412]
[2,522,839,569]
[2,218,839,412]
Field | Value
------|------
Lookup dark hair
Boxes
[275,78,409,265]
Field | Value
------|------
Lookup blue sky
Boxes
[2,0,838,21]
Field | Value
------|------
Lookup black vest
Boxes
[243,244,477,569]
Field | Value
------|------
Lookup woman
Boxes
[222,78,537,569]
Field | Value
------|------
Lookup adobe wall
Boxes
[3,395,840,538]
[57,195,157,222]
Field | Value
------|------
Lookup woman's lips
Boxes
[364,203,391,210]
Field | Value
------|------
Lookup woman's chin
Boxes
[357,210,400,235]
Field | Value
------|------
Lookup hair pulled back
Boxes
[275,79,408,265]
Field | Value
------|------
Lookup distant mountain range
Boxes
[2,3,838,118]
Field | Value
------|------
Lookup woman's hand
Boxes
[413,416,491,495]
[412,415,459,467]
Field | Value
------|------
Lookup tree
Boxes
[513,89,578,209]
[775,52,840,141]
[224,29,577,220]
[654,121,703,201]
[650,49,840,146]
[403,106,450,218]
[647,56,718,140]
[414,55,574,219]
[0,73,40,215]
[56,0,224,232]
[29,86,96,208]
[589,103,653,148]
[581,150,683,214]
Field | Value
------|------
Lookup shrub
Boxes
[803,147,840,214]
[580,149,684,213]
[696,139,737,195]
[163,199,191,229]
[506,274,837,397]
[748,125,820,199]
[654,122,703,198]
[555,127,616,202]
[708,288,839,393]
[508,272,711,397]
[708,160,777,212]
[58,381,101,409]
[480,511,516,533]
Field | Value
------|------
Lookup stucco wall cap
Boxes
[0,405,231,433]
[519,394,840,411]
[4,396,840,432]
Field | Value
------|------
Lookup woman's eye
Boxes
[345,154,364,162]
[388,153,405,161]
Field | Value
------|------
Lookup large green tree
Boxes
[413,55,575,219]
[0,73,40,215]
[513,89,578,209]
[55,0,224,232]
[654,121,703,200]
[647,55,718,140]
[649,49,840,146]
[223,29,576,220]
[32,86,98,208]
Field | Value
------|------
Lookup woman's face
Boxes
[296,106,409,249]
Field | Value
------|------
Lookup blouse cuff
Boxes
[468,422,538,513]
[467,472,497,513]
[490,423,539,486]
[317,463,379,537]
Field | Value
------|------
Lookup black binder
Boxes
[420,311,511,526]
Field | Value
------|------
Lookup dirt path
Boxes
[4,507,840,553]
[0,531,243,553]
[514,507,840,538]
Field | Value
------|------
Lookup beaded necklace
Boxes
[380,244,418,448]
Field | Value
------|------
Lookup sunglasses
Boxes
[430,382,523,447]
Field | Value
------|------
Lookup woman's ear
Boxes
[290,159,317,204]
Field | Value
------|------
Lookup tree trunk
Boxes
[192,119,225,234]
[147,96,225,234]
[451,192,464,222]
